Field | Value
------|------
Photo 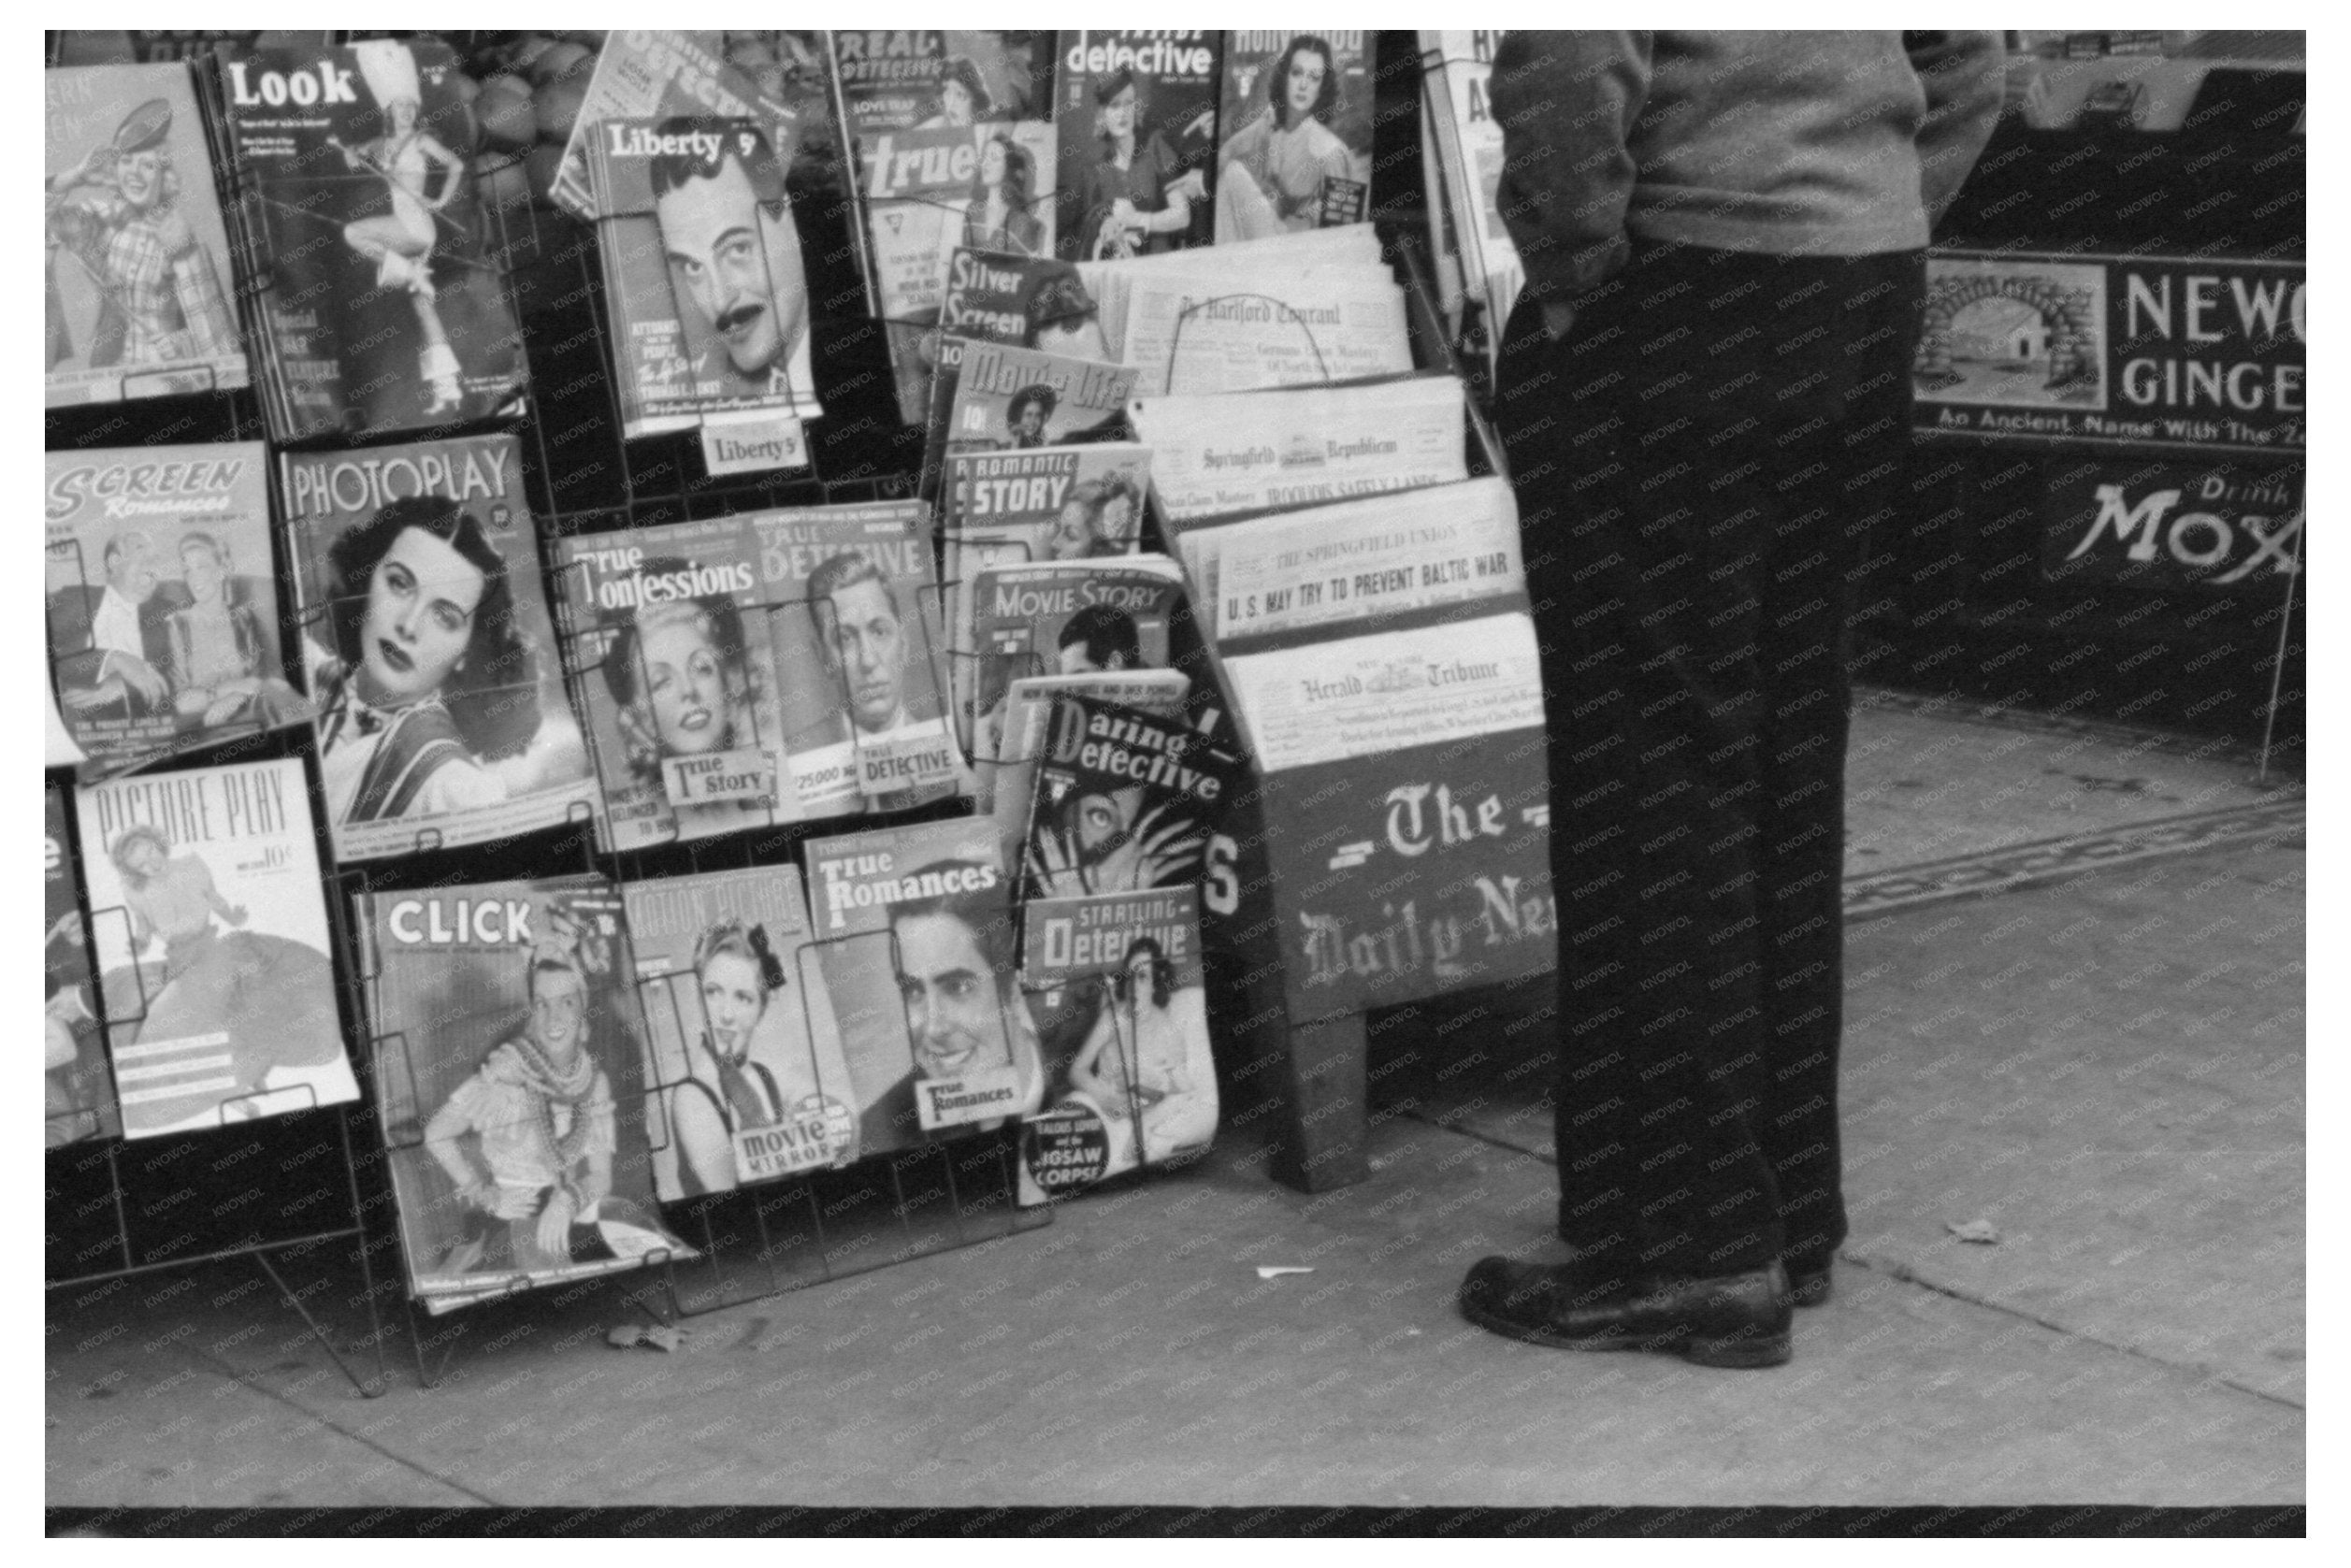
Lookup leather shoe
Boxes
[1459,1257,1793,1368]
[1785,1257,1833,1308]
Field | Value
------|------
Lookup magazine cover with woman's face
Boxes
[46,441,304,775]
[625,867,859,1201]
[45,61,250,408]
[75,756,356,1138]
[359,874,693,1313]
[1213,31,1374,242]
[1052,32,1221,261]
[1017,884,1216,1203]
[281,433,597,863]
[552,515,800,854]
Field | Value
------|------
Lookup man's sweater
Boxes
[1489,31,2005,303]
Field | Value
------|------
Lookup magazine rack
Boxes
[310,190,1054,1362]
[627,934,1046,1319]
[43,289,399,1394]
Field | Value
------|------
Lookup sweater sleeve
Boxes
[1488,31,1652,304]
[1906,31,2006,227]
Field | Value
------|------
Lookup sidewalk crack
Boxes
[189,1345,500,1505]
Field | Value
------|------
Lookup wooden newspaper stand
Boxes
[1194,598,1553,1192]
[1178,244,1552,1192]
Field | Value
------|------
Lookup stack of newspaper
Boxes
[1167,473,1542,778]
[1075,223,1412,397]
[1419,31,1525,379]
[1130,372,1472,526]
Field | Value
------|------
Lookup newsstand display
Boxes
[42,29,1551,1388]
[41,27,2310,1394]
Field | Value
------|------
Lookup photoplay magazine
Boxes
[281,434,597,862]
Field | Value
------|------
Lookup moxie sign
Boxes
[2041,459,2304,592]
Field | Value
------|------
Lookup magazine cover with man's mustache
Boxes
[625,866,858,1201]
[801,817,1045,1155]
[357,874,694,1314]
[281,433,598,864]
[551,515,800,855]
[211,36,527,439]
[586,109,824,439]
[45,61,250,408]
[75,756,356,1139]
[45,441,304,776]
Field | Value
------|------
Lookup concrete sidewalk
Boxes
[46,699,2305,1508]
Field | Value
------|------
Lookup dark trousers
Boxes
[1494,241,1925,1284]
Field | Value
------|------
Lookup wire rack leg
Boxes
[253,1250,381,1401]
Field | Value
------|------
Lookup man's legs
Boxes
[1490,242,1922,1297]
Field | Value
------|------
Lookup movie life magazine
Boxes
[46,784,120,1148]
[46,61,250,407]
[802,817,1045,1155]
[75,757,357,1139]
[281,433,598,863]
[1213,31,1374,242]
[933,338,1138,470]
[212,36,527,439]
[1017,884,1216,1203]
[1052,32,1220,262]
[552,516,800,854]
[921,246,1119,496]
[626,867,859,1201]
[747,499,970,818]
[359,874,693,1312]
[46,441,307,777]
[585,110,824,439]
